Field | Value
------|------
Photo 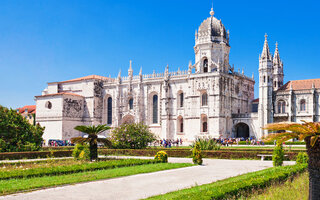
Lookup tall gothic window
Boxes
[201,114,208,133]
[277,100,286,113]
[203,122,208,132]
[300,99,306,111]
[152,95,158,123]
[179,92,184,108]
[177,116,184,133]
[202,92,208,106]
[129,98,133,110]
[107,97,112,124]
[203,59,208,73]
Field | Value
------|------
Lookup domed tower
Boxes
[194,7,230,73]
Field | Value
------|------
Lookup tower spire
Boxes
[273,42,281,64]
[210,1,214,16]
[261,33,272,60]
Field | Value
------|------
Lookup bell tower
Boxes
[258,34,274,137]
[194,7,230,73]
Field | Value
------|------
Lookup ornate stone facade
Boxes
[35,8,319,144]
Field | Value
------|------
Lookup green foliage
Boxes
[0,159,160,180]
[273,141,284,167]
[192,142,203,165]
[0,105,44,152]
[191,137,221,150]
[296,152,309,165]
[110,122,156,149]
[0,163,192,195]
[154,151,168,163]
[72,124,111,161]
[72,143,90,161]
[146,164,307,200]
[0,150,72,160]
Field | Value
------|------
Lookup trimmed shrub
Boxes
[99,149,299,161]
[110,122,156,149]
[296,152,309,164]
[72,143,90,161]
[273,141,284,166]
[0,150,72,160]
[192,142,202,165]
[154,151,168,163]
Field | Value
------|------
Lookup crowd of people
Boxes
[152,138,183,148]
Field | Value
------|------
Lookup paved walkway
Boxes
[0,157,295,200]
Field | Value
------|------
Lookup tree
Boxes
[110,122,156,149]
[264,121,320,200]
[0,105,44,152]
[272,141,284,167]
[72,124,111,161]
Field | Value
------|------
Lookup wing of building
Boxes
[35,8,317,144]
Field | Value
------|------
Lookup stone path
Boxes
[0,157,295,200]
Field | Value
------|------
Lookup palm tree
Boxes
[264,121,320,200]
[72,124,111,161]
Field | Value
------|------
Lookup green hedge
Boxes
[238,141,306,145]
[0,159,159,180]
[0,150,73,160]
[147,164,308,200]
[100,149,300,160]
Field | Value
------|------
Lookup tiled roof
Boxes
[278,78,320,91]
[17,105,36,114]
[56,75,112,84]
[35,92,83,98]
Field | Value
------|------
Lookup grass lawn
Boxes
[0,162,192,195]
[145,164,307,200]
[243,171,308,200]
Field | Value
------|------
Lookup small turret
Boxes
[128,60,133,77]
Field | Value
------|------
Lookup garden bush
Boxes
[0,159,160,180]
[0,105,44,152]
[191,137,221,150]
[110,122,156,149]
[192,142,202,165]
[273,141,284,167]
[72,143,90,160]
[296,152,309,164]
[154,151,168,163]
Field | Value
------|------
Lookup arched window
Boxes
[203,59,208,73]
[277,100,286,113]
[129,98,133,110]
[202,92,208,106]
[107,97,112,124]
[177,116,184,133]
[178,92,184,108]
[300,99,306,111]
[203,122,208,132]
[201,114,208,133]
[152,95,158,123]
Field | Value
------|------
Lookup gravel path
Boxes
[0,157,295,200]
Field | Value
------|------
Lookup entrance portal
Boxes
[235,123,249,138]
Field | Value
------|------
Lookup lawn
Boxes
[243,171,308,200]
[145,164,307,200]
[0,159,193,195]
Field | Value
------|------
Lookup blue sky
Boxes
[0,0,319,108]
